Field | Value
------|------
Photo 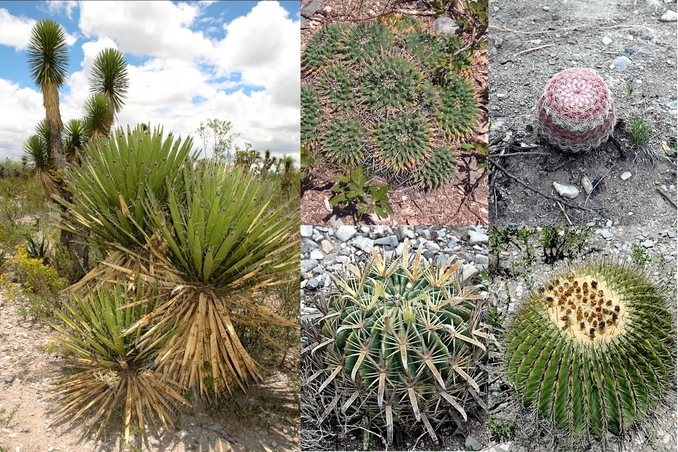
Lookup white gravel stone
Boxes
[602,36,613,45]
[553,182,579,199]
[320,240,334,254]
[468,230,489,245]
[598,229,614,239]
[335,225,357,242]
[620,171,632,180]
[425,241,441,252]
[300,225,314,237]
[309,250,325,260]
[660,9,677,22]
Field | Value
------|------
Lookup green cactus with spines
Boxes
[505,262,676,440]
[410,145,457,189]
[301,22,350,74]
[317,64,355,111]
[359,56,423,111]
[403,31,448,70]
[301,16,481,190]
[435,74,479,139]
[312,243,487,444]
[301,84,322,147]
[341,22,394,66]
[371,113,433,172]
[321,117,367,166]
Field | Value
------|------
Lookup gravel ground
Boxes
[488,0,677,226]
[488,225,677,452]
[300,225,491,451]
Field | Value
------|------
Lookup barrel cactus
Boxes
[301,15,481,189]
[309,243,487,444]
[505,262,676,439]
[537,68,616,153]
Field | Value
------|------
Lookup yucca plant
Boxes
[307,242,487,444]
[61,124,194,253]
[505,262,676,440]
[23,128,57,199]
[49,283,188,443]
[63,118,87,164]
[127,162,299,398]
[83,92,114,142]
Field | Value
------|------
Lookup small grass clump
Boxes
[627,116,652,148]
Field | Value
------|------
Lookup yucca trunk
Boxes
[43,82,66,172]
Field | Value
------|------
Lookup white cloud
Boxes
[0,8,36,51]
[211,1,300,108]
[0,79,44,160]
[78,1,212,61]
[43,1,78,19]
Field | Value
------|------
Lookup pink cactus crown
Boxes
[540,68,612,123]
[537,68,616,153]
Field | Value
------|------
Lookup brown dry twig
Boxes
[512,44,554,58]
[656,188,677,209]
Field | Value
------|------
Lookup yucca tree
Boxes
[50,283,189,443]
[128,163,300,399]
[63,118,87,164]
[83,93,114,143]
[90,48,129,122]
[23,132,58,199]
[27,18,69,172]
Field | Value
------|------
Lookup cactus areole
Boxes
[505,263,676,438]
[537,68,616,153]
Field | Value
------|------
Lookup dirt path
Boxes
[0,292,300,452]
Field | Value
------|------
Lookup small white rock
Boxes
[581,175,594,195]
[620,171,632,180]
[660,9,677,22]
[553,182,579,199]
[309,250,325,260]
[602,36,613,46]
[300,225,313,237]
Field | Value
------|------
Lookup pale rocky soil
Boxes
[488,0,678,226]
[0,291,300,452]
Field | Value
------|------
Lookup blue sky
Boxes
[0,1,300,161]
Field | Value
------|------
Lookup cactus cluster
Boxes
[537,68,616,153]
[301,17,480,189]
[505,262,676,439]
[308,243,487,444]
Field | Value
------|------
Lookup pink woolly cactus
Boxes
[537,68,616,153]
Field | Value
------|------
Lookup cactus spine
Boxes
[311,242,487,444]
